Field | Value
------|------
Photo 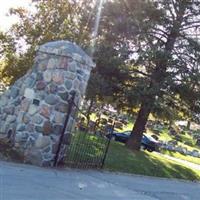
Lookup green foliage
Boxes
[65,131,200,180]
[65,131,107,165]
[0,0,94,84]
[9,0,94,47]
[161,150,200,166]
[86,43,129,106]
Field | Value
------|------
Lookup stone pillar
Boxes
[0,40,95,166]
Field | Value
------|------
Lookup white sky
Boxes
[0,0,33,32]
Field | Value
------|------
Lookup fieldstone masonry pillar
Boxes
[0,40,95,166]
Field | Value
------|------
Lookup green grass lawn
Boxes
[161,149,200,165]
[86,114,200,176]
[179,132,196,146]
[158,128,173,141]
[89,113,200,165]
[65,132,200,181]
[65,131,109,168]
[105,141,200,181]
[146,127,200,166]
[156,127,200,151]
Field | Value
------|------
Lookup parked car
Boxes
[106,131,159,152]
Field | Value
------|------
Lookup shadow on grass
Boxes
[63,131,199,180]
[161,149,200,165]
[104,142,200,181]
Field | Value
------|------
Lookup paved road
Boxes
[0,161,200,200]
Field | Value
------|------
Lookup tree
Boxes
[0,31,18,84]
[175,63,200,128]
[100,0,200,150]
[0,0,95,84]
[85,42,130,121]
[127,0,200,150]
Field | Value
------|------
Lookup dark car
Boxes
[106,131,159,152]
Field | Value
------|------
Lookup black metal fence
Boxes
[64,130,111,169]
[54,94,113,169]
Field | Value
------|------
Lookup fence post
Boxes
[101,120,115,168]
[53,92,76,167]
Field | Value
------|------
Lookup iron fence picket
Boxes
[56,96,112,169]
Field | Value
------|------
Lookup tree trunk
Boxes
[86,99,94,127]
[187,121,191,130]
[169,120,173,127]
[126,98,154,150]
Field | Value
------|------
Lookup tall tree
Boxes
[127,0,200,150]
[100,0,200,150]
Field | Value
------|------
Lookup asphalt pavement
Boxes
[0,161,200,200]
